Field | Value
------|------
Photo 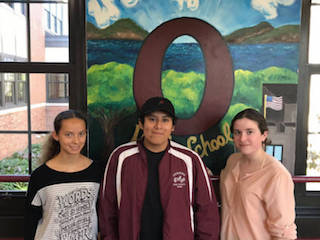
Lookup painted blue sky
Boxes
[87,0,301,36]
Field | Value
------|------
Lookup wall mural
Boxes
[86,0,301,174]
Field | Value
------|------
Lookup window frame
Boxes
[0,0,87,194]
[295,0,320,219]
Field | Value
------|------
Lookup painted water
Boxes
[87,39,299,73]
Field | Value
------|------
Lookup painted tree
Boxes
[87,62,136,158]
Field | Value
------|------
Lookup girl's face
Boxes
[232,117,267,156]
[52,118,87,156]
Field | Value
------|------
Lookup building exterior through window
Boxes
[0,2,69,187]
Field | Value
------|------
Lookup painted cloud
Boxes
[251,0,296,19]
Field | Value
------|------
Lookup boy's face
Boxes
[139,111,175,152]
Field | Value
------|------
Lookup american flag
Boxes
[266,96,283,111]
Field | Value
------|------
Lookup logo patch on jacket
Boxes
[173,172,186,188]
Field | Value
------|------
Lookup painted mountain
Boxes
[224,21,299,44]
[87,18,148,40]
[87,18,299,44]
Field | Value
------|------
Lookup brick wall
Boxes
[0,105,68,160]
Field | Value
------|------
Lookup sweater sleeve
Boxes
[24,175,43,240]
[193,155,220,240]
[265,170,297,240]
[98,152,119,240]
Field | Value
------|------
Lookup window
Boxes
[309,2,320,63]
[0,73,26,108]
[44,3,65,36]
[0,0,87,193]
[266,144,283,162]
[306,75,320,191]
[0,3,28,62]
[295,0,320,221]
[305,1,320,191]
[45,8,51,29]
[6,3,14,8]
[21,3,26,15]
[47,73,69,102]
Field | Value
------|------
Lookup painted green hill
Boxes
[87,62,205,118]
[87,18,149,40]
[224,21,299,44]
[88,61,297,121]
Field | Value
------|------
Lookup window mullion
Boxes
[14,73,17,104]
[26,2,32,175]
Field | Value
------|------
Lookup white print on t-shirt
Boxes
[54,187,96,240]
[173,171,186,189]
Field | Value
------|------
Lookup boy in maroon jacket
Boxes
[99,96,220,240]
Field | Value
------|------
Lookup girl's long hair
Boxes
[39,110,87,164]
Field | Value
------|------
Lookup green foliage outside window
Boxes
[0,144,41,191]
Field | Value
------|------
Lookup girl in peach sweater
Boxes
[220,108,297,240]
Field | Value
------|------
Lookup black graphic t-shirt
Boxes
[25,160,103,240]
[140,146,165,240]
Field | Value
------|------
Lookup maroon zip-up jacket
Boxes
[99,139,220,240]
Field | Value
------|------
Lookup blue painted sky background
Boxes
[87,0,301,35]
